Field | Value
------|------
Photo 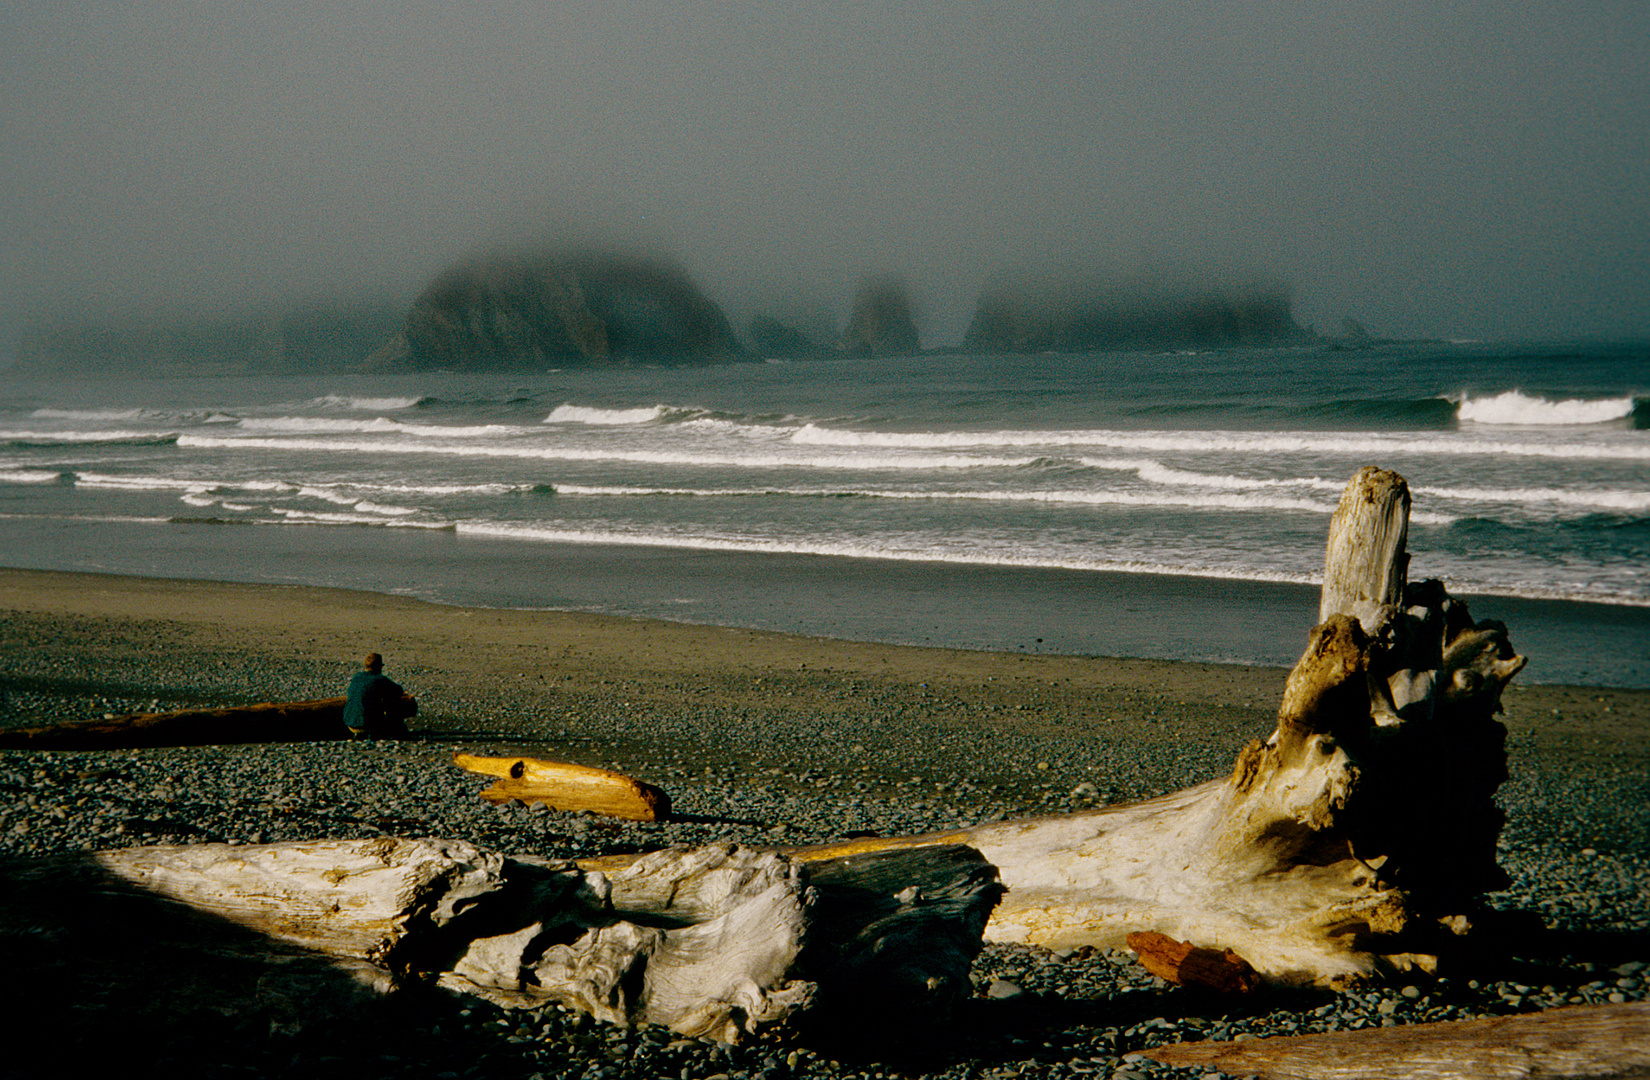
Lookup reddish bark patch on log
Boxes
[1126,931,1261,994]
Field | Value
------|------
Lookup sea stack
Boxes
[842,276,921,357]
[372,249,745,370]
[963,270,1312,353]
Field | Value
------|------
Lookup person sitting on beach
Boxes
[343,652,416,740]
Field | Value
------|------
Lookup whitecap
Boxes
[544,404,669,425]
[1,429,180,446]
[241,416,403,433]
[313,394,425,410]
[75,473,211,493]
[352,500,419,516]
[1457,390,1636,426]
[31,407,148,421]
[1413,482,1650,513]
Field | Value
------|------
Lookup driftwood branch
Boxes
[1144,1002,1650,1080]
[83,837,1001,1042]
[454,753,672,821]
[752,467,1527,987]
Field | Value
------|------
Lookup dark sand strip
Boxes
[2,568,1644,772]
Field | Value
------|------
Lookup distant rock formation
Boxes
[842,277,921,357]
[13,302,404,376]
[1340,317,1373,342]
[373,251,745,370]
[962,272,1311,353]
[748,315,836,358]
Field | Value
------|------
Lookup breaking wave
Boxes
[313,394,428,410]
[545,404,678,425]
[1456,390,1637,426]
[1,430,180,447]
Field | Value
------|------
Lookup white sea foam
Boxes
[794,423,1650,461]
[0,469,63,484]
[1414,483,1650,513]
[242,416,403,433]
[31,407,149,421]
[549,482,1455,520]
[1,429,180,445]
[241,416,524,438]
[352,501,419,516]
[545,404,671,425]
[268,507,418,526]
[295,486,361,506]
[315,480,525,497]
[392,422,526,438]
[75,473,211,492]
[455,520,1321,585]
[1457,390,1636,426]
[177,434,1036,470]
[313,394,424,410]
[679,417,797,438]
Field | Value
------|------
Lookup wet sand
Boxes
[2,567,1644,775]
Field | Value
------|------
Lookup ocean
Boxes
[2,340,1646,686]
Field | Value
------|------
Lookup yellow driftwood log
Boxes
[454,753,672,822]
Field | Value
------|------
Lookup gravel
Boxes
[1,642,1646,1080]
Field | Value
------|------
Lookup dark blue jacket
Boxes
[344,670,405,732]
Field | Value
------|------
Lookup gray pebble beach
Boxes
[2,571,1646,1080]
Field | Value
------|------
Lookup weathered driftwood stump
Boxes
[86,837,1002,1042]
[788,466,1526,987]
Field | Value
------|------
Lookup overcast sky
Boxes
[3,0,1647,347]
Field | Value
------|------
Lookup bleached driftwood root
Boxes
[454,752,672,821]
[787,466,1526,988]
[89,836,1001,1042]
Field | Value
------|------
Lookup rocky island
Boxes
[963,271,1312,353]
[369,250,747,371]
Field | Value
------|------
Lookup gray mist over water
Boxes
[3,1,1648,351]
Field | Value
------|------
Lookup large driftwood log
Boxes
[85,837,1002,1042]
[0,697,370,749]
[454,752,672,821]
[1144,1002,1650,1080]
[767,467,1526,987]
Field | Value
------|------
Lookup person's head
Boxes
[363,652,383,673]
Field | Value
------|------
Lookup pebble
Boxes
[1,652,1646,1080]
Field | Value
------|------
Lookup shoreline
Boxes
[3,513,1649,688]
[3,567,1645,768]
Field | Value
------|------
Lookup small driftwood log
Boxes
[1125,931,1261,995]
[454,753,671,821]
[770,467,1526,987]
[0,696,386,750]
[1144,1002,1650,1080]
[83,837,1001,1042]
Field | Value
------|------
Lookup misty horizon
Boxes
[4,1,1648,357]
